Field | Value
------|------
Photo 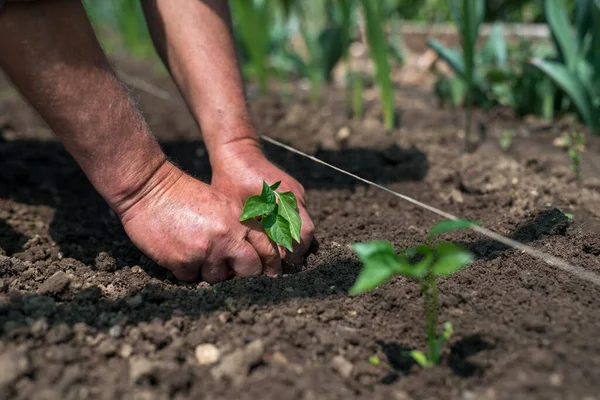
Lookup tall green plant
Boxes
[230,0,272,93]
[531,0,600,133]
[360,0,396,129]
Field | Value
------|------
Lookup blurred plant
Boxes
[554,131,585,183]
[531,0,600,134]
[427,0,485,151]
[350,219,476,367]
[230,0,273,93]
[360,0,396,129]
[498,128,516,151]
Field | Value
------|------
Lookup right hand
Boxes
[115,161,280,283]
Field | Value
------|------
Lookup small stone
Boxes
[109,325,123,338]
[336,127,351,142]
[126,294,143,308]
[549,373,563,387]
[129,356,154,384]
[218,312,231,324]
[37,271,70,297]
[97,340,118,357]
[211,339,265,385]
[394,391,414,400]
[119,343,133,358]
[130,265,143,273]
[195,344,220,365]
[331,355,353,378]
[270,351,289,365]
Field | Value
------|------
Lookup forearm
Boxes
[0,0,168,212]
[141,0,260,165]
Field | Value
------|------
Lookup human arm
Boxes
[0,0,280,281]
[142,0,314,262]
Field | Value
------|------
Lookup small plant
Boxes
[360,0,396,129]
[498,129,516,152]
[531,0,600,133]
[554,131,585,183]
[350,219,476,367]
[240,181,302,252]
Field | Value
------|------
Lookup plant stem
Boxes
[422,274,439,364]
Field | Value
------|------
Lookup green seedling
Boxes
[554,131,585,183]
[240,181,302,252]
[499,129,517,152]
[350,219,476,367]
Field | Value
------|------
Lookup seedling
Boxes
[239,181,302,252]
[554,131,585,183]
[350,219,476,367]
[499,129,516,152]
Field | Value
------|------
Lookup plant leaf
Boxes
[410,350,433,368]
[545,0,577,69]
[350,241,407,295]
[479,24,507,67]
[429,219,477,238]
[531,59,598,131]
[261,206,294,252]
[240,195,275,221]
[427,39,466,78]
[270,181,281,191]
[260,181,277,204]
[431,242,474,277]
[276,191,302,243]
[405,244,434,278]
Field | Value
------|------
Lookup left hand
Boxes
[210,140,314,265]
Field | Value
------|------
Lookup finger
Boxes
[227,240,263,278]
[244,219,281,278]
[284,206,315,265]
[170,264,202,282]
[200,261,231,284]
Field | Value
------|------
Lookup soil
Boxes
[1,55,600,400]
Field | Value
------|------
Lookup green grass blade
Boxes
[545,0,578,70]
[426,40,466,78]
[360,0,395,129]
[531,59,598,131]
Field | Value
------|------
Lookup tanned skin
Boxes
[0,0,314,282]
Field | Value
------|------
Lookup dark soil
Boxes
[1,57,600,400]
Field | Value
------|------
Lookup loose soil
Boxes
[1,56,600,400]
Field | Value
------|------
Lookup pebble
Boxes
[119,343,133,359]
[211,339,264,385]
[37,271,70,297]
[331,355,353,378]
[195,344,220,365]
[270,351,289,365]
[109,325,123,338]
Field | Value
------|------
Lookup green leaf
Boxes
[405,244,434,278]
[427,39,466,78]
[431,242,474,277]
[240,195,276,221]
[350,241,407,295]
[410,350,433,368]
[369,355,380,366]
[270,181,281,191]
[429,219,477,238]
[531,59,598,131]
[479,24,507,67]
[260,181,277,204]
[545,0,577,69]
[261,207,294,252]
[275,191,302,243]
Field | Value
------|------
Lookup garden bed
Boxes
[1,59,600,400]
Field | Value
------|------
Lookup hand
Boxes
[211,141,315,265]
[115,161,280,283]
